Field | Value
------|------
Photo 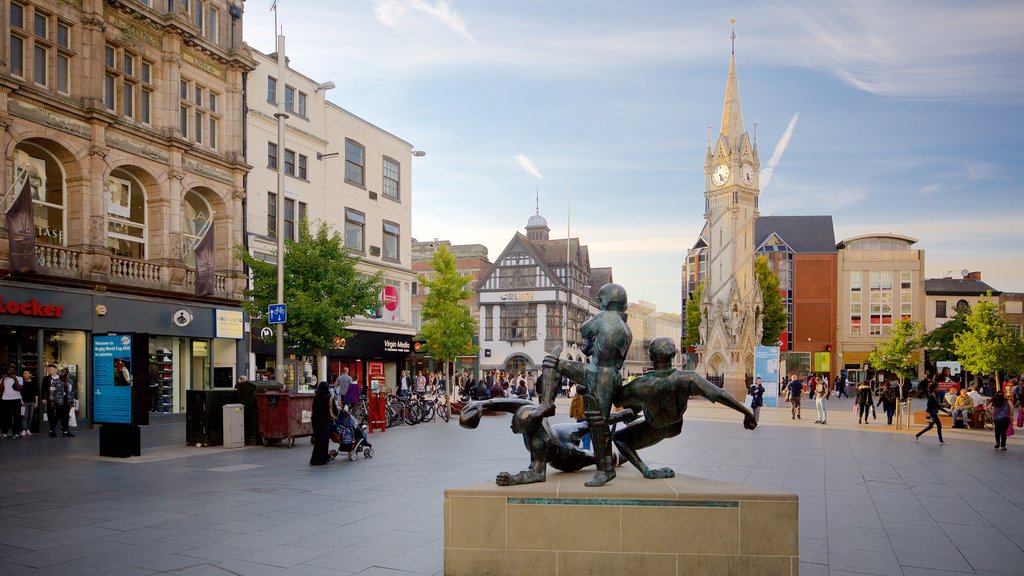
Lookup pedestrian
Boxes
[40,364,58,434]
[950,388,973,428]
[877,381,898,425]
[48,368,76,437]
[835,374,849,398]
[335,368,354,402]
[786,374,803,420]
[855,380,873,424]
[1,366,24,440]
[569,388,590,450]
[309,382,332,466]
[814,375,830,425]
[988,392,1011,450]
[915,384,945,444]
[398,370,410,397]
[20,368,38,437]
[749,377,765,423]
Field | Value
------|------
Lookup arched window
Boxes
[504,354,531,372]
[14,143,66,246]
[106,170,147,258]
[181,190,213,267]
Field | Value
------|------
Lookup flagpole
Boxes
[563,178,571,352]
[275,30,288,387]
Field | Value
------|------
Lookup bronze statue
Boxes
[459,397,636,486]
[539,283,632,487]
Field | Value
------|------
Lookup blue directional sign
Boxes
[268,303,287,324]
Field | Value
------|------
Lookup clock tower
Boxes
[697,24,764,398]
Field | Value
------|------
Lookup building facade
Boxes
[1,0,254,421]
[476,213,607,373]
[244,47,417,392]
[924,273,999,333]
[409,238,490,376]
[836,234,927,382]
[623,300,682,377]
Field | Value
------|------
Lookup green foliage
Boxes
[868,319,923,383]
[236,220,382,357]
[755,255,788,346]
[683,281,703,347]
[923,309,968,362]
[954,294,1023,381]
[418,245,477,392]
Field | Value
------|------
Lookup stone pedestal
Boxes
[444,469,799,576]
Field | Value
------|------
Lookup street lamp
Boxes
[274,33,288,387]
[314,81,336,93]
[412,150,426,157]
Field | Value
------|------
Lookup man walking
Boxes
[49,368,76,437]
[787,374,804,420]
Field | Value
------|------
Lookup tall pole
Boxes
[275,32,287,386]
[563,178,571,352]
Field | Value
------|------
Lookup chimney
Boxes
[965,271,981,281]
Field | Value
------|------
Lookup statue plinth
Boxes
[444,468,799,576]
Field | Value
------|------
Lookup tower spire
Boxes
[720,18,745,150]
[730,17,736,55]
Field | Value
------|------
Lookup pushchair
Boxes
[329,406,374,461]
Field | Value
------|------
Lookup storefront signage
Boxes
[172,309,193,327]
[182,50,227,81]
[215,309,244,339]
[500,292,534,301]
[0,296,64,318]
[382,285,399,311]
[369,362,385,377]
[384,338,411,353]
[93,334,133,424]
[813,352,831,373]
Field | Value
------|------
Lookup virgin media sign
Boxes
[0,296,65,318]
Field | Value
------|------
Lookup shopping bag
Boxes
[852,403,859,415]
[1008,419,1015,437]
[1017,407,1023,428]
[69,409,78,428]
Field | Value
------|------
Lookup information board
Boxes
[93,334,134,424]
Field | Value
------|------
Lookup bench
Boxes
[912,411,952,426]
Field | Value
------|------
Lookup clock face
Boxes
[711,164,730,186]
[741,164,755,185]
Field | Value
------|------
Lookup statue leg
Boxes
[613,421,675,479]
[583,394,615,487]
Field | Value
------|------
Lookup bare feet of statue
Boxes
[585,469,616,487]
[497,470,544,486]
[643,467,675,479]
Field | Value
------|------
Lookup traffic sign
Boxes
[268,303,287,324]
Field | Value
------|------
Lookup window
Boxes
[899,271,913,320]
[267,76,276,103]
[955,299,969,313]
[868,271,893,336]
[345,139,365,186]
[284,85,295,112]
[298,201,307,231]
[284,198,295,240]
[178,79,220,148]
[936,300,947,319]
[267,142,278,169]
[297,91,306,116]
[484,306,492,341]
[383,157,400,200]
[546,302,563,342]
[15,143,66,246]
[106,173,147,259]
[298,154,307,180]
[382,221,400,262]
[850,271,862,336]
[181,190,212,267]
[267,192,277,237]
[284,149,295,176]
[11,5,74,94]
[344,209,365,252]
[501,304,537,341]
[204,4,219,44]
[104,44,154,122]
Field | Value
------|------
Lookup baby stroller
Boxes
[329,406,373,461]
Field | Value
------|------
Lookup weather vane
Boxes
[730,17,737,55]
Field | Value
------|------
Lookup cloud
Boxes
[373,0,476,43]
[760,113,799,190]
[515,154,544,179]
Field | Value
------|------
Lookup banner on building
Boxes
[754,346,781,407]
[5,176,37,274]
[194,222,215,296]
[813,351,831,373]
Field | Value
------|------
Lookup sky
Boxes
[244,0,1024,315]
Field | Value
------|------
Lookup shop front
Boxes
[0,283,245,425]
[327,330,412,396]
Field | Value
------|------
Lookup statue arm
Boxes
[685,373,757,430]
[459,399,534,429]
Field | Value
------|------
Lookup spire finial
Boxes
[707,125,712,148]
[730,17,736,55]
[753,122,758,146]
[535,186,540,214]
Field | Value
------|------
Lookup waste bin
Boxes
[256,392,315,447]
[223,404,244,448]
[186,389,240,446]
[236,380,285,445]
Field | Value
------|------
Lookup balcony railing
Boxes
[184,269,229,294]
[36,244,81,272]
[110,255,161,283]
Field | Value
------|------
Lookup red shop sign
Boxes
[0,296,65,318]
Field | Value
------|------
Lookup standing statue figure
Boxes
[613,337,757,479]
[542,283,631,487]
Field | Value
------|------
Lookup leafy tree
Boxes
[683,281,704,347]
[954,294,1022,384]
[868,319,923,385]
[418,244,477,395]
[237,220,382,371]
[922,308,968,362]
[755,255,788,346]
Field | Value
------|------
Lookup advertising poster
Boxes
[754,346,781,407]
[93,334,134,424]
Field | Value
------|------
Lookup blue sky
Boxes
[244,1,1024,314]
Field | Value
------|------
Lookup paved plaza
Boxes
[1,396,1022,576]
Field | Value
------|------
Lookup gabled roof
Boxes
[477,232,565,289]
[590,268,613,297]
[533,238,590,269]
[754,216,837,254]
[924,278,1000,296]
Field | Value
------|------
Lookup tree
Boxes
[418,244,477,396]
[683,281,704,348]
[922,308,968,362]
[237,220,382,376]
[868,319,923,385]
[755,255,788,346]
[954,295,1023,385]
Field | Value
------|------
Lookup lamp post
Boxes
[274,33,288,387]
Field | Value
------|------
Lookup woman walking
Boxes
[310,381,332,466]
[915,384,945,444]
[855,381,873,424]
[988,392,1011,450]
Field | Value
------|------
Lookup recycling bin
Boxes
[236,380,285,445]
[256,392,314,447]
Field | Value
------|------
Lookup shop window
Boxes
[14,143,66,246]
[106,172,147,258]
[181,190,212,267]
